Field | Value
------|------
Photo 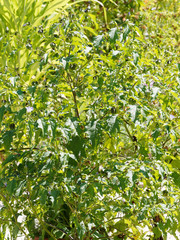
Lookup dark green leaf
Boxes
[2,154,17,166]
[40,189,48,205]
[6,179,16,194]
[152,129,160,140]
[16,108,26,121]
[3,130,14,150]
[0,106,5,123]
[66,135,85,158]
[50,119,57,140]
[177,63,180,72]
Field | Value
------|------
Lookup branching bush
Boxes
[0,0,179,239]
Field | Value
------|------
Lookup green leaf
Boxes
[0,105,5,123]
[37,118,47,137]
[107,115,119,134]
[152,129,160,140]
[126,170,133,186]
[84,26,97,36]
[40,189,48,205]
[16,108,26,121]
[50,119,56,140]
[177,63,180,72]
[28,121,33,144]
[3,130,14,150]
[172,172,180,187]
[109,27,118,43]
[6,179,16,195]
[171,160,180,171]
[77,221,86,240]
[2,154,16,166]
[133,52,139,65]
[93,35,103,47]
[114,219,128,232]
[50,189,60,206]
[123,25,130,41]
[80,183,87,194]
[152,226,162,238]
[68,154,78,167]
[118,176,127,190]
[152,87,160,99]
[15,180,26,197]
[35,128,42,143]
[128,105,137,122]
[86,185,95,196]
[67,135,85,158]
[86,120,99,148]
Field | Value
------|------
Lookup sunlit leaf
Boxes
[93,35,103,47]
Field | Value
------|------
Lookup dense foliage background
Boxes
[0,0,179,239]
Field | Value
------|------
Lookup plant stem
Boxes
[67,72,80,119]
[122,117,133,141]
[0,192,30,240]
[46,223,74,240]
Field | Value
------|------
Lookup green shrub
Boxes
[0,0,180,239]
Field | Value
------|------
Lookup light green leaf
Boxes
[114,219,128,232]
[152,87,160,99]
[133,52,139,65]
[86,120,98,148]
[128,105,137,122]
[37,118,47,137]
[123,25,130,41]
[109,27,118,42]
[15,180,26,197]
[84,26,97,36]
[107,115,119,134]
[93,35,103,47]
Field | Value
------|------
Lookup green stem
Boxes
[122,118,133,141]
[0,192,30,240]
[46,223,74,240]
[18,49,21,75]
